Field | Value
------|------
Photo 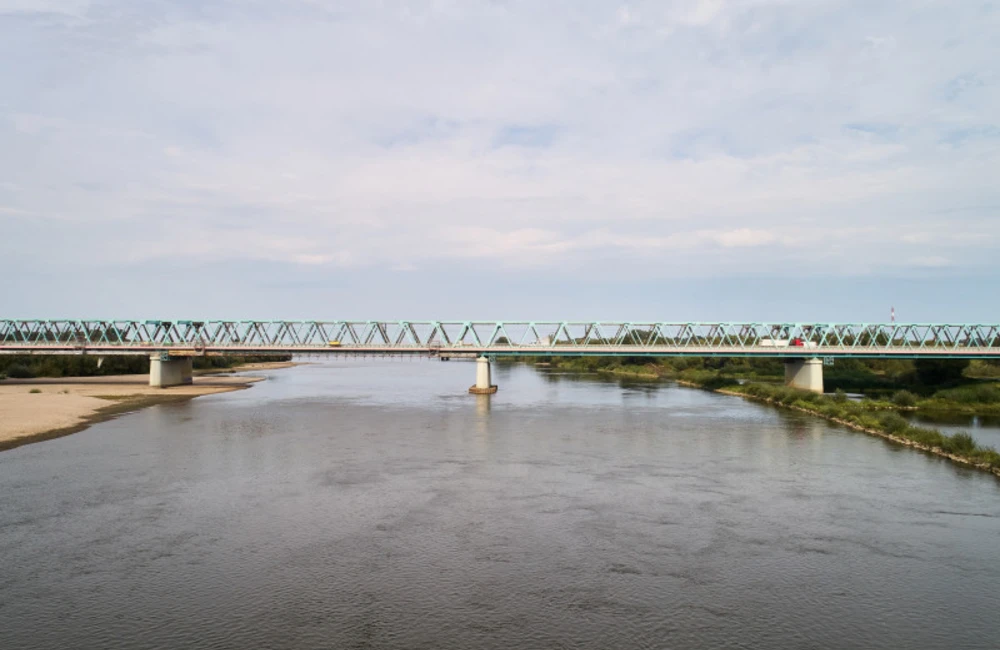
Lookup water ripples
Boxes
[2,360,999,649]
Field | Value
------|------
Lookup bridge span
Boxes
[3,320,999,392]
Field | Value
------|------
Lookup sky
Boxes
[1,0,998,321]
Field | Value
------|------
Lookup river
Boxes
[902,411,1000,450]
[2,359,999,649]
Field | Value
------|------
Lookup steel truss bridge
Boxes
[2,320,1000,359]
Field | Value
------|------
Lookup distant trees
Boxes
[913,359,969,386]
[0,355,148,378]
[0,355,291,379]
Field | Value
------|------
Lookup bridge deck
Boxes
[3,321,999,358]
[2,345,999,359]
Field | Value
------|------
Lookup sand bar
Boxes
[198,360,300,374]
[0,374,265,451]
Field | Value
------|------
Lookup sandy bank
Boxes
[0,374,264,452]
[199,360,301,374]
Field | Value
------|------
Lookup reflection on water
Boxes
[902,411,1000,449]
[1,359,999,650]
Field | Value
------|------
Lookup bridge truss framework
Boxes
[2,320,1000,358]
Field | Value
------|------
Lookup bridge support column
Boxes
[469,356,498,394]
[784,358,824,394]
[149,355,193,388]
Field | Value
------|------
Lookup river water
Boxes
[902,411,1000,450]
[2,360,999,650]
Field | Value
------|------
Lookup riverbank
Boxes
[593,366,662,380]
[532,357,1000,476]
[198,360,301,375]
[526,359,673,381]
[678,379,1000,478]
[0,374,266,452]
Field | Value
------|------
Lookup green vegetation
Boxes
[517,353,1000,475]
[29,388,41,394]
[532,356,1000,391]
[932,383,1000,404]
[913,358,969,386]
[5,363,35,379]
[517,355,1000,415]
[0,354,292,380]
[968,359,1000,378]
[529,355,787,382]
[680,376,1000,474]
[917,384,1000,415]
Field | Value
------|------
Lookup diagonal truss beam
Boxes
[1,321,999,358]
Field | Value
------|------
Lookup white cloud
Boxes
[617,6,636,26]
[711,228,776,248]
[683,0,724,27]
[1,0,998,283]
[10,113,69,135]
[0,0,90,16]
[909,256,951,268]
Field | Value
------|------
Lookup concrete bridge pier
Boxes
[150,354,193,388]
[784,358,824,394]
[469,356,498,394]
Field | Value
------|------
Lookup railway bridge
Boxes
[3,320,999,393]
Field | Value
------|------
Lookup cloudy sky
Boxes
[2,0,998,320]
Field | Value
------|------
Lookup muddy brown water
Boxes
[2,360,998,649]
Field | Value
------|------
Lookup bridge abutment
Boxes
[784,358,824,394]
[149,355,193,388]
[469,356,498,394]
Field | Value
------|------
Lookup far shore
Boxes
[198,360,302,374]
[676,380,1000,478]
[0,362,300,452]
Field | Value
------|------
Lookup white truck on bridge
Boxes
[760,338,817,348]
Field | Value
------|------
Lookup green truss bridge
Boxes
[3,320,999,392]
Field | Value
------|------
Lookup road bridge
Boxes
[3,320,999,392]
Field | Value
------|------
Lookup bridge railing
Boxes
[2,320,999,352]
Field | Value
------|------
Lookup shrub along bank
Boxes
[533,355,784,381]
[679,373,1000,476]
[526,357,1000,415]
[516,356,1000,474]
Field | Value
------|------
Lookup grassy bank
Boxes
[680,373,1000,477]
[525,357,1000,415]
[531,357,682,381]
[915,384,1000,414]
[527,356,1000,475]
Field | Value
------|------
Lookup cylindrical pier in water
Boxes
[469,356,498,394]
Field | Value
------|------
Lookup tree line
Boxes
[0,355,292,379]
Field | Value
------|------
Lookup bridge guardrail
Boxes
[2,321,998,357]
